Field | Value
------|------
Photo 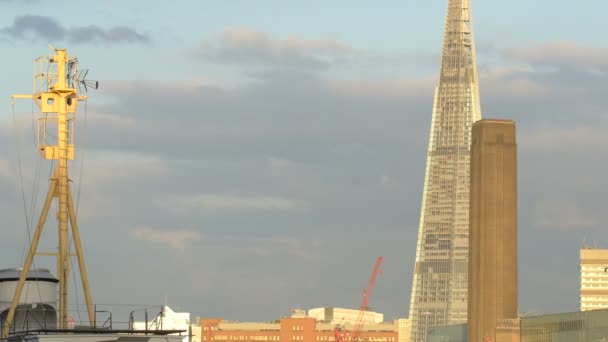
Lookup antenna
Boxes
[76,69,99,92]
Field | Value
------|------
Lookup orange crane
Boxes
[200,318,222,341]
[351,256,384,340]
[334,256,384,342]
[334,326,345,342]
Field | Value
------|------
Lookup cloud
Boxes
[239,236,322,261]
[191,28,438,71]
[520,122,608,149]
[158,194,307,212]
[328,76,436,99]
[76,151,168,186]
[0,0,37,3]
[0,157,15,182]
[3,32,608,320]
[131,226,204,250]
[191,28,355,69]
[483,41,608,71]
[0,15,150,44]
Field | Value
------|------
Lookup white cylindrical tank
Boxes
[0,268,58,334]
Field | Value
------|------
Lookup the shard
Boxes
[408,0,482,341]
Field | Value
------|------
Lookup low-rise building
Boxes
[197,309,401,341]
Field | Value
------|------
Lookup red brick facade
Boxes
[200,317,397,341]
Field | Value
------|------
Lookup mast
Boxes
[2,47,97,337]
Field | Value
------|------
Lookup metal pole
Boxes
[1,171,58,338]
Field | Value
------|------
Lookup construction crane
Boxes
[351,256,384,341]
[334,326,345,342]
[201,318,222,341]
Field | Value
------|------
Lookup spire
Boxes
[435,0,481,149]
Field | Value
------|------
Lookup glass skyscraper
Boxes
[408,0,482,341]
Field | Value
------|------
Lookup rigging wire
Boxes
[12,97,46,329]
[26,100,43,260]
[13,98,33,267]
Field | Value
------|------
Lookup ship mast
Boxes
[2,47,97,337]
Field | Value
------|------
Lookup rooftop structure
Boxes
[308,307,383,325]
[131,306,190,342]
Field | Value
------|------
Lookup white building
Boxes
[307,307,383,325]
[394,318,411,342]
[132,306,191,342]
[581,248,608,311]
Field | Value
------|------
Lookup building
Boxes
[132,306,191,342]
[197,309,400,341]
[429,308,608,341]
[395,319,412,342]
[408,0,482,340]
[468,120,518,342]
[308,307,383,325]
[580,248,608,311]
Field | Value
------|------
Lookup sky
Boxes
[0,0,607,325]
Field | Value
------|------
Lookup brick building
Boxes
[198,309,402,341]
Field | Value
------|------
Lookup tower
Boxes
[2,48,97,337]
[468,120,518,342]
[408,0,481,341]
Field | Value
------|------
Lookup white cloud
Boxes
[327,76,436,99]
[520,122,608,149]
[192,28,357,69]
[225,235,322,261]
[76,151,168,185]
[191,28,438,71]
[131,226,204,250]
[159,194,307,212]
[503,41,608,70]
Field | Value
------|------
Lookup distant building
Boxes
[394,318,411,342]
[308,307,383,325]
[197,309,401,341]
[132,306,190,342]
[580,248,608,311]
[429,308,608,341]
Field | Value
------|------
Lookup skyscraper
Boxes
[408,0,482,341]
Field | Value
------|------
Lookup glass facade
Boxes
[427,324,467,342]
[408,0,482,341]
[425,309,608,342]
[521,309,608,342]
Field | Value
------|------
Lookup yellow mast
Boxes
[2,47,95,337]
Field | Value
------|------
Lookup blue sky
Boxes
[0,0,608,325]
